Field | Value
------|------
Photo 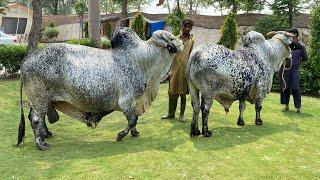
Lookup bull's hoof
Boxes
[44,130,53,138]
[237,118,245,126]
[190,124,201,138]
[130,128,140,137]
[255,118,263,126]
[202,130,212,137]
[117,131,127,141]
[36,142,51,151]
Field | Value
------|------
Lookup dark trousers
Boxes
[280,89,301,108]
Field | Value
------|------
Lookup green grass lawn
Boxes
[0,79,319,179]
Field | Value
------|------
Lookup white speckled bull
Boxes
[17,27,183,150]
[187,31,294,137]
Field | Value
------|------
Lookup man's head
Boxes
[181,19,193,34]
[288,28,299,41]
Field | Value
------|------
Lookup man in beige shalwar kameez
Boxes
[162,19,194,122]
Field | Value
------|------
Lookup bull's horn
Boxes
[266,31,277,37]
[284,31,296,37]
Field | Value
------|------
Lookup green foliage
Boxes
[84,22,89,38]
[103,20,112,39]
[0,0,7,15]
[300,5,320,96]
[0,45,27,74]
[255,15,289,37]
[270,0,302,27]
[218,12,238,50]
[240,0,264,13]
[66,38,111,49]
[102,39,111,49]
[49,21,56,28]
[130,13,146,40]
[44,27,59,39]
[75,0,87,15]
[166,8,186,36]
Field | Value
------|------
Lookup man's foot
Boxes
[297,108,303,114]
[282,105,289,112]
[179,115,185,123]
[161,114,175,119]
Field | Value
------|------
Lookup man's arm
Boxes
[300,42,308,62]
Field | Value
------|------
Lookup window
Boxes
[1,17,27,34]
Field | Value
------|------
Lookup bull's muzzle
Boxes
[167,43,177,53]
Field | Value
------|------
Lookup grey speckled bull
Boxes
[17,27,183,150]
[187,31,294,137]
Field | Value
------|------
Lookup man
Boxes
[279,28,307,114]
[161,19,194,122]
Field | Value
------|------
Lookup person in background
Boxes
[161,19,194,122]
[279,28,307,114]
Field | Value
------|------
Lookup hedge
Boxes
[0,44,28,74]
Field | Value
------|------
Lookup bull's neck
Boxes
[266,38,289,72]
[135,41,173,80]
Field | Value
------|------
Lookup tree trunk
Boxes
[28,0,42,53]
[121,0,129,27]
[288,1,293,28]
[88,0,102,47]
[232,1,238,14]
[177,0,180,10]
[53,0,58,15]
[189,0,193,14]
[167,0,171,14]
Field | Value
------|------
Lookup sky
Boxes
[142,0,311,15]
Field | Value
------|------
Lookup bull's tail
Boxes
[17,79,25,146]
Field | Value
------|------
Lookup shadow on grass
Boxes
[281,111,314,118]
[190,122,302,151]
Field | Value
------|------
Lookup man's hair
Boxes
[288,28,299,37]
[181,19,194,27]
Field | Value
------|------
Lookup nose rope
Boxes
[274,37,293,92]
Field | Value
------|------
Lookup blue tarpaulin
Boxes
[144,18,166,39]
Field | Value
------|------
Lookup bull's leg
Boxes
[29,108,52,138]
[237,100,246,126]
[255,101,263,125]
[28,108,51,150]
[117,113,139,141]
[190,84,201,137]
[201,96,213,137]
[117,98,139,141]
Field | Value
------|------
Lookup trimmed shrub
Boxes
[300,5,320,96]
[66,38,111,49]
[166,8,186,36]
[218,12,238,50]
[0,44,27,74]
[131,13,146,40]
[44,27,59,39]
[103,20,112,39]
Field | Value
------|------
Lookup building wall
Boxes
[0,3,33,35]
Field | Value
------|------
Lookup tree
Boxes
[101,0,121,14]
[0,0,7,14]
[255,15,289,37]
[42,0,76,15]
[270,0,302,28]
[75,0,87,38]
[28,0,42,53]
[131,13,146,40]
[88,0,101,47]
[300,4,320,96]
[240,0,264,13]
[166,7,186,36]
[218,12,238,50]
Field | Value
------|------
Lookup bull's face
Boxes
[266,31,295,59]
[151,30,184,53]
